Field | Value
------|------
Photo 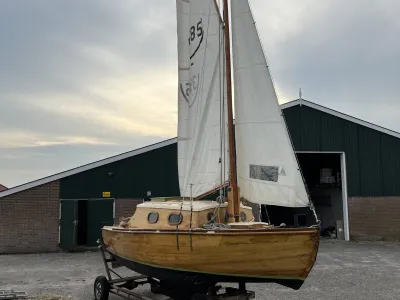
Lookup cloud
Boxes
[0,0,178,187]
[252,0,400,128]
[0,135,168,188]
[0,0,399,187]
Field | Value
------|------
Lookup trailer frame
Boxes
[94,244,256,300]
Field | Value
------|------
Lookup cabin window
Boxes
[147,212,159,224]
[168,213,183,225]
[240,212,247,222]
[207,212,214,222]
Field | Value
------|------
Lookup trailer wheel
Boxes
[94,275,109,300]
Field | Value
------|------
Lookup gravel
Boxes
[1,239,400,299]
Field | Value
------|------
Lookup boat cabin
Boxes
[121,198,264,230]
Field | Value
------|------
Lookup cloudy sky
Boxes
[1,0,399,188]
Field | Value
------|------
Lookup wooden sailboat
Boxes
[101,0,320,294]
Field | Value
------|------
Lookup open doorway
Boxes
[298,153,344,239]
[59,199,115,251]
[260,152,348,240]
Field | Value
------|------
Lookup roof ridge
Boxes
[281,99,400,138]
[0,138,177,198]
[2,99,400,198]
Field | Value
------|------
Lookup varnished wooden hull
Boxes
[101,227,320,290]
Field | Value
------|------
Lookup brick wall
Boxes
[348,197,400,241]
[0,181,60,254]
[114,198,143,224]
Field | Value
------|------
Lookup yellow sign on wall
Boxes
[102,192,111,198]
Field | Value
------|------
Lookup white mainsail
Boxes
[176,0,229,198]
[231,0,309,207]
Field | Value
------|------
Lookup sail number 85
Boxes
[189,19,203,45]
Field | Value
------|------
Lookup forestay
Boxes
[231,0,309,207]
[176,0,229,198]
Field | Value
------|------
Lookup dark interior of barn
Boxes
[261,153,344,239]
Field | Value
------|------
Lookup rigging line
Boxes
[202,195,231,230]
[241,0,316,222]
[218,8,222,193]
[263,204,271,225]
[221,24,227,189]
[176,200,184,251]
[216,6,225,198]
[183,2,213,198]
[202,197,220,229]
[310,200,321,226]
[189,184,193,251]
[219,14,224,202]
[217,196,221,223]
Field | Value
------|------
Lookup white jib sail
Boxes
[231,0,309,207]
[176,0,229,198]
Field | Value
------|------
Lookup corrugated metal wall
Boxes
[283,105,400,197]
[60,143,180,199]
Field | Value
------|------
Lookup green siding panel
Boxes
[381,134,400,196]
[283,104,400,197]
[282,106,302,150]
[358,127,383,196]
[300,107,321,151]
[59,200,78,250]
[60,144,180,199]
[341,120,360,196]
[87,199,114,246]
[320,113,344,151]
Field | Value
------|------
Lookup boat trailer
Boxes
[94,245,255,300]
[0,290,28,300]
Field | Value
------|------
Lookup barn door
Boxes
[59,200,78,251]
[86,199,114,247]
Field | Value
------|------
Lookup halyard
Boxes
[1,240,399,300]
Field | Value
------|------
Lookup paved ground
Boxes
[1,239,400,299]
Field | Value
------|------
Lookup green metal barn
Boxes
[282,99,400,242]
[1,99,400,253]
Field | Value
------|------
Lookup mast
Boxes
[223,0,240,223]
